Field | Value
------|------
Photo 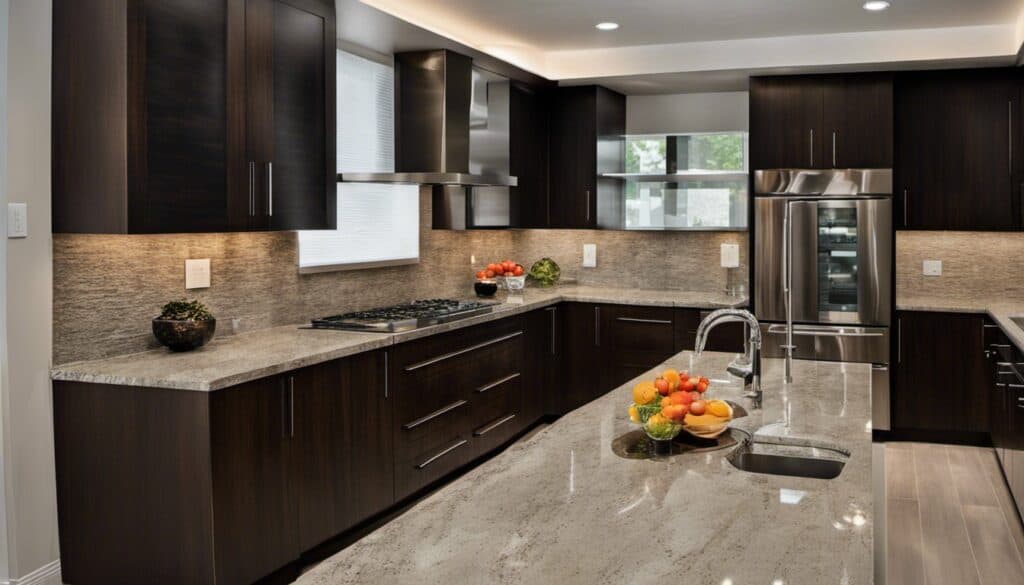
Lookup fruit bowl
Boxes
[643,414,684,442]
[629,403,662,424]
[682,401,734,439]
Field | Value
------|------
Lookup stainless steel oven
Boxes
[754,169,893,428]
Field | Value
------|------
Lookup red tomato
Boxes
[485,270,495,278]
[681,379,697,392]
[696,380,709,394]
[677,391,694,405]
[700,376,710,386]
[505,271,514,277]
[654,378,670,395]
[475,271,486,280]
[689,400,707,416]
[487,263,499,274]
[513,266,524,276]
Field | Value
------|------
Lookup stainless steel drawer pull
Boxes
[402,399,468,430]
[405,331,524,372]
[615,317,673,325]
[475,373,521,394]
[248,161,255,217]
[416,439,469,469]
[1010,384,1024,390]
[473,414,517,437]
[267,162,273,217]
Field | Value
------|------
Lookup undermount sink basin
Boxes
[727,441,847,480]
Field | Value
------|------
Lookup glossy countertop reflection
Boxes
[295,352,874,585]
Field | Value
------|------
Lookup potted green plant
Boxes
[152,299,216,352]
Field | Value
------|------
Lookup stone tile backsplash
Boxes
[896,231,1024,304]
[53,194,748,364]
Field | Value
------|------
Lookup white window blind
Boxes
[298,50,419,272]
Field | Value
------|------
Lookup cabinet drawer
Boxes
[606,306,675,352]
[394,434,473,501]
[469,372,525,457]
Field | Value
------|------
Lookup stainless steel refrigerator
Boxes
[753,169,893,428]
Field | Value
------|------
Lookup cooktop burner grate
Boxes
[310,299,497,332]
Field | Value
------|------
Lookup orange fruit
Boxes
[707,400,732,418]
[628,405,640,423]
[632,381,658,405]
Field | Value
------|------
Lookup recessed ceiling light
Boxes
[863,1,890,11]
[596,22,619,31]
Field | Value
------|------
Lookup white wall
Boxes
[626,92,748,135]
[2,0,58,583]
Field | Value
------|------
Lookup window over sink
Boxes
[297,49,419,272]
[617,132,749,231]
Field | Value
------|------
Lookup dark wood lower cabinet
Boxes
[602,304,677,388]
[893,311,989,433]
[674,308,745,354]
[54,302,744,584]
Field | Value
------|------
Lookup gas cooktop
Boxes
[309,299,497,333]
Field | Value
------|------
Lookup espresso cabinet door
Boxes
[210,375,299,585]
[246,0,336,230]
[893,311,989,433]
[549,86,625,229]
[750,76,824,170]
[559,303,607,413]
[511,84,551,228]
[896,69,1018,230]
[523,306,560,421]
[291,350,393,551]
[822,73,893,168]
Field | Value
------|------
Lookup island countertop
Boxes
[295,352,874,585]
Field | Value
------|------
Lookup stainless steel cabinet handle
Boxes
[545,307,557,356]
[384,351,389,398]
[809,129,814,167]
[248,161,255,216]
[405,331,524,372]
[267,162,273,217]
[594,307,601,346]
[832,131,837,168]
[474,414,517,437]
[475,373,521,394]
[417,439,468,469]
[1009,100,1013,176]
[766,325,884,337]
[402,399,468,430]
[585,190,591,222]
[615,317,673,325]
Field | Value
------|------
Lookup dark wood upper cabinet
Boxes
[510,83,551,228]
[52,0,335,233]
[750,76,823,170]
[822,73,893,168]
[549,85,625,229]
[246,0,335,230]
[896,68,1020,230]
[750,73,892,171]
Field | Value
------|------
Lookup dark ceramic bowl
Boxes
[474,280,499,297]
[152,318,216,352]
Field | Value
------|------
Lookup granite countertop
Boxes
[897,296,1024,352]
[51,286,747,392]
[295,352,874,585]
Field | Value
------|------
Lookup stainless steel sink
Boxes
[727,441,847,480]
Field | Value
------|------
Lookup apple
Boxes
[689,400,707,416]
[696,380,709,393]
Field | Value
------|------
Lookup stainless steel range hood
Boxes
[337,49,517,188]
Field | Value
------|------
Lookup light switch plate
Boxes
[582,244,597,268]
[7,203,27,238]
[185,258,212,289]
[923,260,942,277]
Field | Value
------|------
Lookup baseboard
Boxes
[0,560,62,585]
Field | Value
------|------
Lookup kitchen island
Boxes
[295,352,874,585]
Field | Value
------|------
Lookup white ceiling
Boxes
[362,0,1022,51]
[351,0,1024,92]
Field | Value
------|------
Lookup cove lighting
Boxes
[595,22,619,31]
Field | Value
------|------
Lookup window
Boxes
[621,132,748,231]
[297,50,419,272]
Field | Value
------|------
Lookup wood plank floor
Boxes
[886,442,1024,585]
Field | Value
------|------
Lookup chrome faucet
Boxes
[695,308,763,408]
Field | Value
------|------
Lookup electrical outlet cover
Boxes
[582,244,597,268]
[923,260,942,277]
[185,258,212,289]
